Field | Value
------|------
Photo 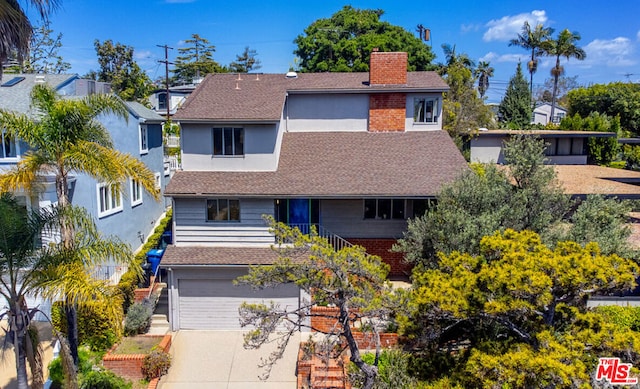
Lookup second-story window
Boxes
[139,125,148,154]
[213,127,244,156]
[130,179,143,207]
[97,183,123,218]
[414,98,438,123]
[158,92,167,110]
[364,199,405,220]
[0,131,17,159]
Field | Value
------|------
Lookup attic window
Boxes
[1,77,25,87]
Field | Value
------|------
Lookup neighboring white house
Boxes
[532,102,568,125]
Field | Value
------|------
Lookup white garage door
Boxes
[178,277,300,330]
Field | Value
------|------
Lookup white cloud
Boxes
[483,10,548,42]
[480,52,526,63]
[583,37,636,67]
[134,50,153,60]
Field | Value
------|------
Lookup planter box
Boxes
[102,334,171,382]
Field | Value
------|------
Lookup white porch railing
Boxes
[285,223,354,251]
[165,135,180,148]
[91,264,128,285]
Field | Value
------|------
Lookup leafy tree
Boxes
[442,62,492,150]
[172,34,222,84]
[89,39,154,102]
[394,135,569,267]
[540,29,586,121]
[22,20,70,73]
[403,230,639,388]
[293,6,435,72]
[509,21,554,98]
[236,217,396,389]
[0,0,58,76]
[0,84,159,371]
[498,62,532,128]
[567,82,640,135]
[559,112,621,165]
[228,46,261,73]
[474,61,493,99]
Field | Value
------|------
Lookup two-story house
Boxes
[0,74,169,259]
[162,52,468,330]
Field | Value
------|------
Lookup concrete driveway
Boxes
[157,330,301,389]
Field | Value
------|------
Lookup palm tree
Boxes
[509,21,554,99]
[541,29,586,121]
[0,83,160,367]
[0,0,59,76]
[474,61,494,99]
[439,43,475,75]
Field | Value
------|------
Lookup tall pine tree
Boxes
[499,62,532,128]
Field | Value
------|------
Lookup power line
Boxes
[157,44,174,120]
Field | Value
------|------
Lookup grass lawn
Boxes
[112,336,161,355]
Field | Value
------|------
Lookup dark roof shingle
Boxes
[161,245,285,266]
[173,72,448,122]
[165,131,467,197]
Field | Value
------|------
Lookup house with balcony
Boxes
[0,73,169,255]
[162,51,468,330]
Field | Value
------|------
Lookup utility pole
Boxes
[157,44,174,120]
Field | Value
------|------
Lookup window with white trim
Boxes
[130,179,143,207]
[213,127,244,156]
[97,183,122,218]
[413,98,438,123]
[154,172,161,190]
[0,131,17,159]
[206,199,240,222]
[139,125,148,154]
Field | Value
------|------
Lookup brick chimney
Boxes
[368,51,407,132]
[369,51,407,85]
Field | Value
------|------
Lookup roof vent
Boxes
[285,71,298,79]
[1,76,25,87]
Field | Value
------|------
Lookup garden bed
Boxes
[102,334,171,382]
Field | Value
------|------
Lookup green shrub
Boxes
[124,302,153,336]
[51,300,123,352]
[118,209,173,312]
[141,349,171,380]
[593,305,640,331]
[80,369,132,389]
[49,347,96,388]
[349,349,418,389]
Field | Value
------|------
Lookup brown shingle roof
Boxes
[161,246,281,266]
[165,131,467,197]
[173,72,448,121]
[554,165,640,198]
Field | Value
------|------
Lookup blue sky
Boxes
[41,0,640,103]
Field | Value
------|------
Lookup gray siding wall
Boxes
[180,123,280,171]
[72,113,167,252]
[173,198,274,246]
[320,199,408,239]
[285,94,368,132]
[470,136,505,163]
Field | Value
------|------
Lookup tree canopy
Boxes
[228,46,261,73]
[293,6,435,72]
[88,39,154,102]
[172,34,222,84]
[567,82,640,135]
[403,230,640,387]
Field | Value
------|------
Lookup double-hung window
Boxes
[206,199,240,222]
[130,179,143,207]
[139,125,148,154]
[97,183,123,218]
[213,127,244,156]
[0,131,17,159]
[414,98,438,123]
